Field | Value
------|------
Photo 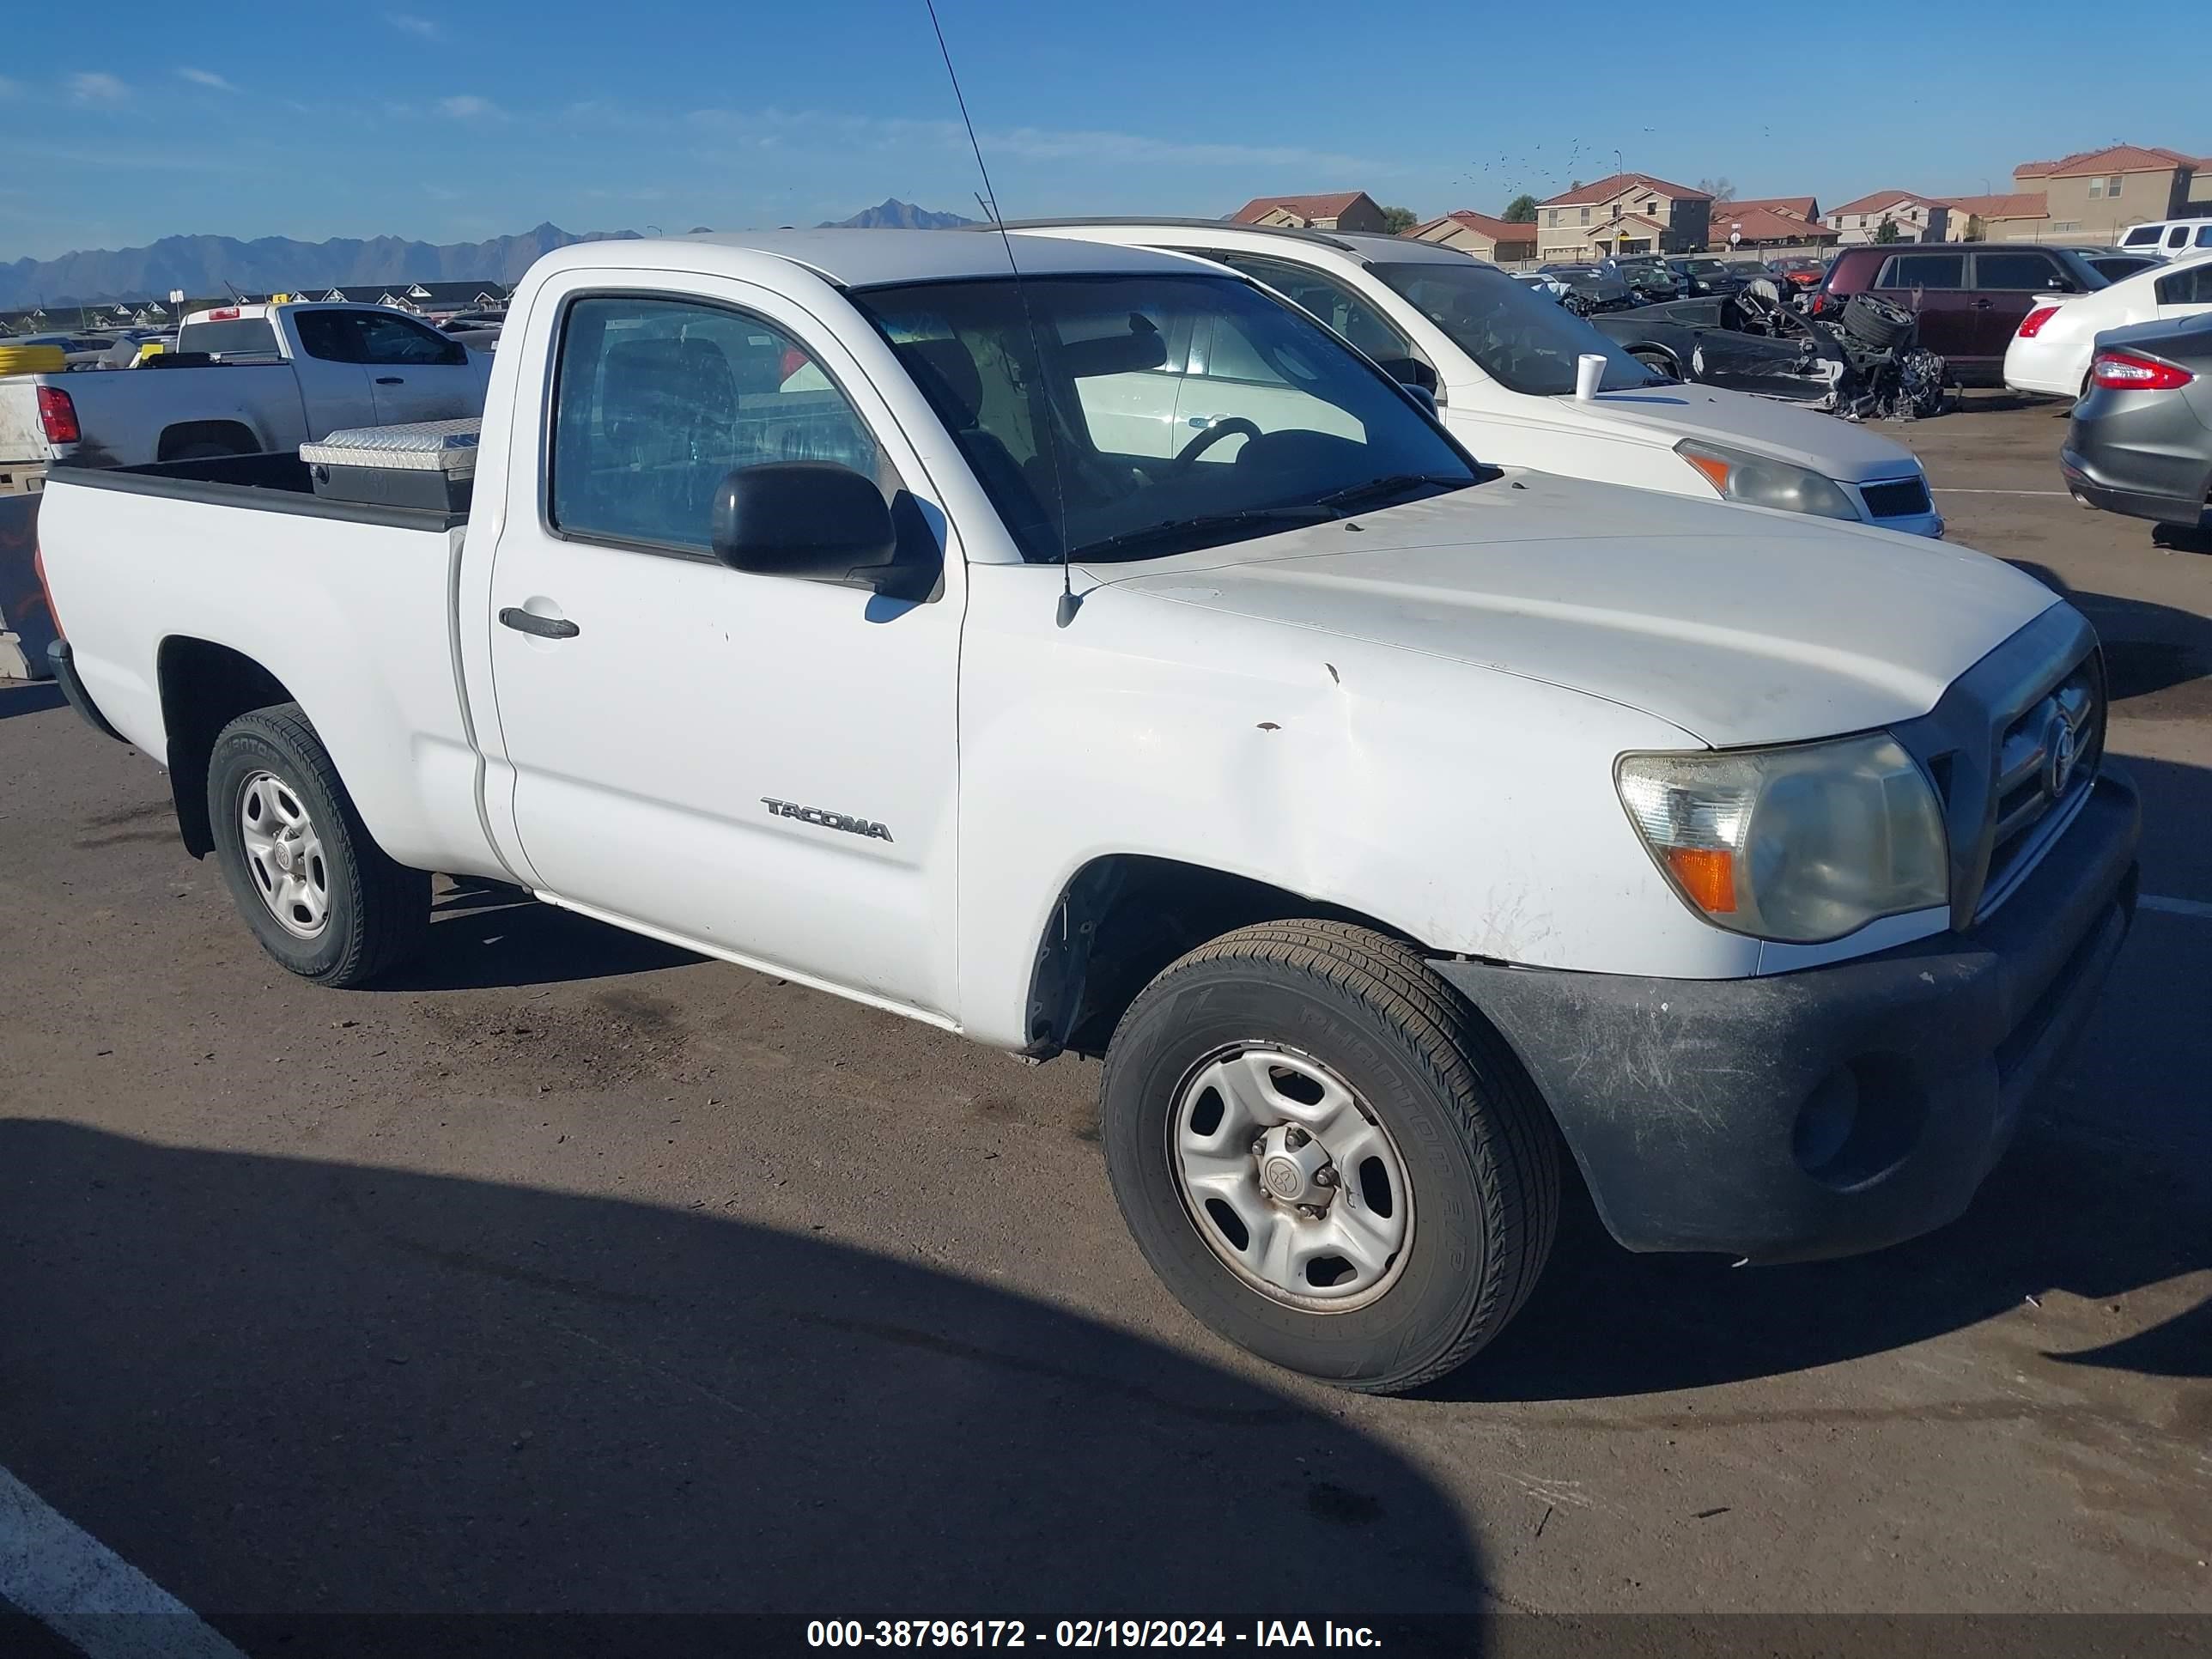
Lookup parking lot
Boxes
[1,394,2207,1643]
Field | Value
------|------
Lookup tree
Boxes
[1503,194,1538,223]
[1697,177,1736,204]
[1874,216,1902,244]
[1378,204,1419,234]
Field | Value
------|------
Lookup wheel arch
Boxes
[157,419,262,462]
[156,635,299,856]
[1021,853,1429,1060]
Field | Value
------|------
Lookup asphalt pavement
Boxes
[1,396,2206,1652]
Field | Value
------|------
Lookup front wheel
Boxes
[1100,921,1559,1394]
[206,702,428,986]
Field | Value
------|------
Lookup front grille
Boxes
[1861,476,1933,519]
[1978,653,2105,917]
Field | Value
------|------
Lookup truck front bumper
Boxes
[1433,769,2139,1263]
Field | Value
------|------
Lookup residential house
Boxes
[1534,173,1711,261]
[1825,191,1950,244]
[315,281,510,316]
[1936,193,2049,243]
[1229,191,1388,234]
[1404,210,1539,262]
[1726,196,1820,224]
[1707,202,1838,251]
[2001,144,2207,241]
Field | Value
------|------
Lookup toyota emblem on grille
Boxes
[2045,714,2078,801]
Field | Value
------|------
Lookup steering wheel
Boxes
[1172,418,1262,473]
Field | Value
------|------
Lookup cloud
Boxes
[68,72,130,106]
[177,67,237,92]
[384,10,441,37]
[437,94,501,120]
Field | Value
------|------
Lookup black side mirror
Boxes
[2045,276,2076,292]
[1376,356,1438,393]
[710,462,897,585]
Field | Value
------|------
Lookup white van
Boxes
[2117,218,2212,257]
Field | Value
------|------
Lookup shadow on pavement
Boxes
[370,880,705,992]
[0,1121,1486,1643]
[0,681,64,720]
[2008,561,2212,711]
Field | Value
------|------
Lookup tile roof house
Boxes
[1994,143,2207,242]
[1708,203,1838,250]
[1229,191,1388,234]
[1936,192,2050,242]
[1724,195,1820,223]
[1535,173,1711,260]
[1824,191,1951,244]
[1404,210,1539,262]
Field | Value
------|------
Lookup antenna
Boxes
[922,0,1080,627]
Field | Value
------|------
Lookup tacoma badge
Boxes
[761,798,894,842]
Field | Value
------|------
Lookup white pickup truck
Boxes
[0,301,490,495]
[35,231,2137,1393]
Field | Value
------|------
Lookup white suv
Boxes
[1010,218,1944,538]
[2116,217,2212,257]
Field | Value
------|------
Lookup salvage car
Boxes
[1667,255,1753,297]
[2060,312,2212,536]
[37,229,2132,1393]
[1818,245,2106,386]
[1009,219,1942,532]
[1535,262,1636,313]
[1591,278,1948,419]
[2004,251,2212,400]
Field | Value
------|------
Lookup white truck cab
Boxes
[1012,219,1945,538]
[34,231,2135,1393]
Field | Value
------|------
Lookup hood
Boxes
[1084,471,2058,748]
[1557,381,1921,483]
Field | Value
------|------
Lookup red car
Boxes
[1765,255,1829,290]
[1813,244,2108,386]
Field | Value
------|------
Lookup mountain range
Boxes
[2,202,977,306]
[819,198,977,230]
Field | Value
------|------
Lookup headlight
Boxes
[1675,439,1860,521]
[1616,733,1948,943]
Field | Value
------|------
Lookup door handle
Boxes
[1969,300,1993,310]
[374,375,404,384]
[499,606,580,640]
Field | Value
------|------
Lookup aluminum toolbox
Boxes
[301,419,479,513]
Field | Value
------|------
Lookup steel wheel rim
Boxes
[238,769,331,940]
[1167,1043,1414,1312]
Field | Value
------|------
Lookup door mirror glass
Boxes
[1374,356,1438,393]
[710,462,898,585]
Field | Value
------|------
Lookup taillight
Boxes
[2016,306,2060,338]
[2091,350,2194,391]
[36,386,80,444]
[1808,291,1828,314]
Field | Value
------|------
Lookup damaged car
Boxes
[1589,278,1948,420]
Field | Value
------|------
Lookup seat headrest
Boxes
[896,337,984,429]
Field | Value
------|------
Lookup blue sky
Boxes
[1,0,2203,259]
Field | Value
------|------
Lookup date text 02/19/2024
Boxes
[805,1620,1383,1648]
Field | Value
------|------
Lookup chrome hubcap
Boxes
[1169,1045,1413,1310]
[239,769,330,939]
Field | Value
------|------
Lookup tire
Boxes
[1842,293,1913,350]
[1099,920,1559,1394]
[206,702,428,986]
[1631,348,1680,379]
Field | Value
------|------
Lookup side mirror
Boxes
[2045,276,2076,292]
[1376,356,1438,393]
[710,462,897,585]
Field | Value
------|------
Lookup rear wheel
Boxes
[206,702,428,986]
[1099,920,1559,1394]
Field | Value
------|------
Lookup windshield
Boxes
[849,273,1479,564]
[1367,261,1657,397]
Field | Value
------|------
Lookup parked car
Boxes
[2060,312,2212,535]
[2054,246,2165,283]
[1767,255,1829,291]
[1536,262,1636,312]
[2114,218,2212,258]
[1667,255,1753,297]
[35,228,2136,1394]
[1010,219,1942,534]
[0,301,491,494]
[1816,245,2107,386]
[1611,257,1680,302]
[2004,250,2212,400]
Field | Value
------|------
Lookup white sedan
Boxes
[2004,249,2212,399]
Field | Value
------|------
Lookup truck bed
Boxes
[46,452,471,532]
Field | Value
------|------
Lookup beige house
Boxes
[1230,191,1389,234]
[1936,192,2049,243]
[1534,173,1711,261]
[1825,191,1951,244]
[1709,201,1838,251]
[1997,144,2207,242]
[1405,210,1539,262]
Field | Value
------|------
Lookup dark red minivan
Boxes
[1815,245,2107,385]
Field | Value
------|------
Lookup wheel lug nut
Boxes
[1250,1136,1267,1157]
[1284,1127,1310,1148]
[1314,1165,1338,1187]
[1297,1203,1326,1219]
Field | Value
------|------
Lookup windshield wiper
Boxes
[1310,472,1471,513]
[1068,506,1337,562]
